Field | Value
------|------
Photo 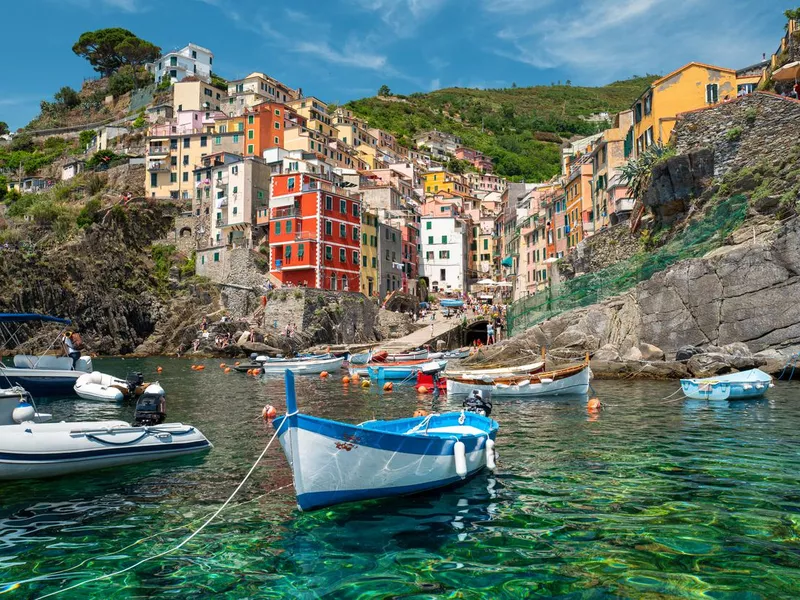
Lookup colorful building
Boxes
[225,72,299,116]
[423,169,469,195]
[632,62,737,153]
[455,147,493,173]
[591,109,634,228]
[360,210,379,298]
[268,172,362,291]
[242,102,305,157]
[420,214,469,293]
[564,155,593,249]
[146,119,243,201]
[172,79,226,112]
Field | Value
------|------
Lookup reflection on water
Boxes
[1,359,799,598]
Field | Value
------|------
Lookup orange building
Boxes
[243,102,305,157]
[269,172,363,291]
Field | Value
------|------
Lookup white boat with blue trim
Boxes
[0,386,211,481]
[259,355,344,375]
[273,370,499,511]
[447,363,591,398]
[680,368,774,400]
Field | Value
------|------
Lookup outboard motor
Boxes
[133,383,167,426]
[463,389,493,417]
[126,371,144,393]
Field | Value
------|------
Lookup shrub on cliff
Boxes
[76,198,102,228]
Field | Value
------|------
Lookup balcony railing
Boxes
[295,231,316,241]
[148,145,170,156]
[273,207,299,219]
[147,162,170,172]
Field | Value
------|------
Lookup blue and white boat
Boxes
[273,370,499,511]
[0,313,92,397]
[680,368,774,400]
[347,350,374,365]
[366,360,447,382]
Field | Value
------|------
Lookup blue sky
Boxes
[0,0,786,130]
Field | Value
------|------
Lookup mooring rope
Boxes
[34,413,295,599]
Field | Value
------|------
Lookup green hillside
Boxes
[346,76,656,182]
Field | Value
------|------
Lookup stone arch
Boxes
[179,226,192,238]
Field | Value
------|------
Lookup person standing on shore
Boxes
[486,322,495,345]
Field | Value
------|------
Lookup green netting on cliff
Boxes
[507,194,749,336]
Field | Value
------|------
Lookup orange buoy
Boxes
[361,379,371,388]
[235,361,240,366]
[413,409,429,417]
[417,385,428,394]
[587,397,602,412]
[196,365,205,371]
[262,404,277,420]
[156,366,163,373]
[190,365,197,370]
[246,369,252,375]
[383,382,393,392]
[224,368,231,374]
[220,363,226,369]
[320,371,329,379]
[351,373,361,383]
[342,375,351,384]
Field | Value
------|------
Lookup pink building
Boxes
[455,147,494,173]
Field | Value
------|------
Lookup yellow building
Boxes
[286,97,338,139]
[145,130,242,201]
[632,62,737,154]
[361,210,379,297]
[423,170,469,195]
[172,80,226,112]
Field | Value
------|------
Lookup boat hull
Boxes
[447,366,591,397]
[680,368,773,400]
[0,368,84,397]
[274,411,497,511]
[0,421,211,481]
[260,356,344,375]
[362,361,447,381]
[444,360,544,378]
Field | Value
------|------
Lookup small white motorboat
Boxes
[259,355,344,375]
[74,371,132,402]
[0,386,211,481]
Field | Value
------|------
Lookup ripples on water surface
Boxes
[1,358,799,598]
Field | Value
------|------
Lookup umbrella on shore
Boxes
[477,278,496,285]
[772,61,800,82]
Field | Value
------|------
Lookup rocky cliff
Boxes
[487,93,800,378]
[0,199,220,355]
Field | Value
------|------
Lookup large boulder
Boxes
[675,345,704,361]
[593,343,621,362]
[687,353,736,378]
[638,342,665,362]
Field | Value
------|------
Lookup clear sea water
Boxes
[1,357,799,599]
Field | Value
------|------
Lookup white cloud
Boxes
[293,40,388,70]
[350,0,450,36]
[57,0,145,11]
[482,0,553,13]
[430,78,441,91]
[492,0,772,82]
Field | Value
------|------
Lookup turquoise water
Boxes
[1,358,800,599]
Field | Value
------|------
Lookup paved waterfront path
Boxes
[380,311,486,353]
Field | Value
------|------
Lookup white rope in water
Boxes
[2,483,292,594]
[35,414,295,599]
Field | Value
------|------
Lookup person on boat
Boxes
[62,332,81,370]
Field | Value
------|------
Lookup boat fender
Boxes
[13,401,36,423]
[454,441,467,478]
[383,382,393,392]
[486,439,496,471]
[540,378,553,384]
[361,379,371,388]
